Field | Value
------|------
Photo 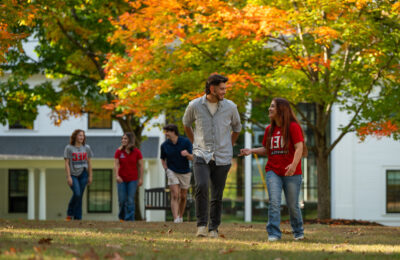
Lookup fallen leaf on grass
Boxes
[61,247,80,257]
[282,230,291,234]
[219,248,234,254]
[82,248,99,260]
[3,247,17,256]
[219,234,226,239]
[124,251,136,256]
[106,244,122,249]
[251,243,258,246]
[104,252,124,260]
[33,246,46,254]
[152,248,160,253]
[38,238,52,245]
[168,229,173,234]
[184,239,191,243]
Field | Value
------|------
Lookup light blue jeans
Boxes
[266,170,304,239]
[117,180,138,221]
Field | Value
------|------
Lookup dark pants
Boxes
[67,169,88,220]
[193,156,231,231]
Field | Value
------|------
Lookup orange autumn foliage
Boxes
[357,121,399,141]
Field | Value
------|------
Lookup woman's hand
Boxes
[284,163,296,176]
[67,176,73,187]
[239,148,252,156]
[87,175,93,185]
[116,175,123,184]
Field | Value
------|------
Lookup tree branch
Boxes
[56,19,105,79]
[327,55,395,155]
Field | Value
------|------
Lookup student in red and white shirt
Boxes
[114,132,143,221]
[64,129,93,220]
[240,98,307,242]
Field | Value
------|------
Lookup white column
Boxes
[28,168,35,220]
[146,114,166,222]
[39,168,46,220]
[244,100,252,222]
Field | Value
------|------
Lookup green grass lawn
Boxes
[1,219,399,259]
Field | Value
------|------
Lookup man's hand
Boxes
[138,178,143,187]
[181,150,189,157]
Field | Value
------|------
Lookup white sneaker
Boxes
[174,218,180,223]
[179,217,183,223]
[294,235,304,241]
[209,230,219,238]
[196,226,208,237]
[268,236,280,242]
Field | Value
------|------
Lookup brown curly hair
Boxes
[70,129,86,145]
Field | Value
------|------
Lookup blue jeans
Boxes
[117,180,138,221]
[67,169,88,220]
[266,170,304,239]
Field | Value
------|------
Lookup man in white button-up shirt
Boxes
[183,74,242,238]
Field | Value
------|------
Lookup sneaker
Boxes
[174,218,181,223]
[294,235,304,241]
[179,217,183,223]
[196,226,208,237]
[268,236,280,242]
[65,216,72,221]
[208,230,219,238]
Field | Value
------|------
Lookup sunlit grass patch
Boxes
[0,219,399,259]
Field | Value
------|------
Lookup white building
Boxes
[0,93,166,221]
[331,106,400,226]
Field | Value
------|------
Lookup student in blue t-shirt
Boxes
[160,124,193,223]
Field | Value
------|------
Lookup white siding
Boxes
[331,105,400,226]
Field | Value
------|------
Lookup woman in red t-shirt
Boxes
[114,132,143,221]
[240,98,307,242]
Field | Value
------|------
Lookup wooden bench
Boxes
[144,187,193,221]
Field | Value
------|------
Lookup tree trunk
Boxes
[314,103,331,219]
[316,149,330,219]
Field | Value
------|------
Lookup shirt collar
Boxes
[201,94,224,108]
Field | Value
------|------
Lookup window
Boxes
[87,169,112,213]
[9,169,28,213]
[387,170,400,213]
[9,121,33,130]
[88,113,112,129]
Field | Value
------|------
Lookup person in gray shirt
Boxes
[183,74,242,238]
[64,129,93,220]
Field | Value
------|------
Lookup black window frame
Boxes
[8,169,28,213]
[87,113,112,130]
[386,169,400,214]
[8,121,33,130]
[87,169,113,213]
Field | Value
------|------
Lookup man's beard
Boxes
[212,92,223,101]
